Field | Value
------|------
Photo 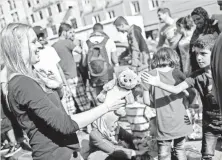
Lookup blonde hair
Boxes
[0,23,47,90]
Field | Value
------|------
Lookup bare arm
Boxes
[143,90,150,106]
[71,96,126,128]
[71,104,109,129]
[141,71,190,94]
[158,81,189,94]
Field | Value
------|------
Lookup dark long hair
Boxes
[151,47,180,69]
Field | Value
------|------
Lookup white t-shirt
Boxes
[85,36,117,65]
[34,46,62,83]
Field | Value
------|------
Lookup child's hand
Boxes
[141,71,160,87]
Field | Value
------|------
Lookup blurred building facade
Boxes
[0,0,221,39]
[0,0,28,30]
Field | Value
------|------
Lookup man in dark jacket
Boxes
[113,16,150,71]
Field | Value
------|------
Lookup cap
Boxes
[33,26,45,38]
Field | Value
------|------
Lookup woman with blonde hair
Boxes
[0,23,127,160]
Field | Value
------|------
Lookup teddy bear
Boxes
[97,68,140,105]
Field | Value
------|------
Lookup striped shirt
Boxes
[125,102,156,138]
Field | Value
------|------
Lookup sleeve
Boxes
[185,76,196,88]
[172,69,186,85]
[117,127,135,148]
[66,40,75,52]
[12,76,79,135]
[90,130,133,159]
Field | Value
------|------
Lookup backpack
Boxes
[86,36,114,87]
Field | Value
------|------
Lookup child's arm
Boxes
[143,90,150,106]
[141,71,190,94]
[141,81,151,105]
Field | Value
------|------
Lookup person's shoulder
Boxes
[172,68,185,76]
[190,68,205,78]
[8,75,37,91]
[148,69,157,76]
[188,69,207,82]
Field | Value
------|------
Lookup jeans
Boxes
[201,127,221,160]
[157,137,187,160]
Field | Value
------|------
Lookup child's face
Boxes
[194,47,211,68]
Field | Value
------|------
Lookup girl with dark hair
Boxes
[176,15,195,76]
[190,7,220,71]
[142,47,193,160]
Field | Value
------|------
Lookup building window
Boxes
[57,3,62,12]
[31,14,35,23]
[39,11,43,19]
[71,18,78,29]
[51,25,57,35]
[48,7,52,16]
[107,10,115,19]
[0,5,3,15]
[131,1,140,15]
[92,15,100,24]
[84,0,90,4]
[8,0,13,10]
[148,0,159,10]
[8,0,16,10]
[12,12,19,22]
[12,0,16,9]
[27,0,31,7]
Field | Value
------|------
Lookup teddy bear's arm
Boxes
[103,79,117,91]
[96,79,117,103]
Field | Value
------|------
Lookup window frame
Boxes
[148,0,159,10]
[131,1,140,15]
[27,0,31,7]
[57,3,62,13]
[31,14,35,23]
[92,15,101,24]
[108,10,115,19]
[48,7,52,16]
[39,11,43,20]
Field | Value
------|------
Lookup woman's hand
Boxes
[141,71,160,87]
[106,98,126,111]
[36,69,62,89]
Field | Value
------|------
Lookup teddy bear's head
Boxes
[117,69,140,90]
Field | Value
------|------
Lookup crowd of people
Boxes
[0,5,222,160]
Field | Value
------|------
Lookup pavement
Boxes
[1,131,221,160]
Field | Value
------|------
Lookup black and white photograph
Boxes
[0,0,222,160]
